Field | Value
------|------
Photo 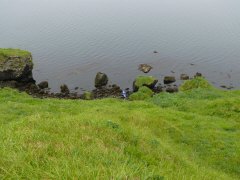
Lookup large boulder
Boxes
[0,49,34,82]
[95,72,108,88]
[133,76,158,92]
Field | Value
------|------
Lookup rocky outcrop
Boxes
[0,49,34,83]
[95,72,108,88]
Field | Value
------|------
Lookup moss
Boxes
[83,91,93,100]
[0,48,31,61]
[180,77,212,91]
[129,86,154,101]
[135,76,157,87]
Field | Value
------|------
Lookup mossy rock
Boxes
[0,48,34,82]
[133,76,158,92]
[180,77,212,91]
[129,86,154,101]
[83,91,93,100]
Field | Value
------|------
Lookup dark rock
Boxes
[180,74,189,80]
[92,85,122,99]
[95,72,108,88]
[0,52,34,82]
[60,84,70,94]
[0,80,18,88]
[38,81,48,89]
[195,72,202,77]
[153,50,158,53]
[164,76,176,84]
[138,64,153,73]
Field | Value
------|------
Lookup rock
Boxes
[166,86,178,93]
[38,81,48,89]
[133,76,158,92]
[0,49,34,82]
[95,72,108,88]
[82,91,93,100]
[153,50,158,53]
[60,84,70,94]
[138,64,153,73]
[195,72,202,77]
[164,76,176,84]
[0,80,18,88]
[180,74,189,80]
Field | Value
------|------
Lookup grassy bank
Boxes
[0,79,239,179]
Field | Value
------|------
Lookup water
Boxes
[1,0,240,91]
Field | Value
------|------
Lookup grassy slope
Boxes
[0,87,239,179]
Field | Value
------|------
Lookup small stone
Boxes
[38,81,48,89]
[153,50,158,53]
[60,84,70,94]
[195,72,202,77]
[166,86,178,93]
[164,76,176,84]
[180,74,189,80]
[138,64,153,73]
[95,72,108,88]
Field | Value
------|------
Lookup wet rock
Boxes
[138,64,153,73]
[133,76,158,92]
[164,76,176,84]
[195,72,202,77]
[153,50,158,53]
[38,81,48,89]
[60,84,70,95]
[0,49,34,82]
[166,86,178,93]
[95,72,108,88]
[180,74,189,80]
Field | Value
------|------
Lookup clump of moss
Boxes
[133,76,158,92]
[129,86,154,101]
[180,77,212,91]
[83,91,93,100]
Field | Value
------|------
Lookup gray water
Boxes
[1,0,240,91]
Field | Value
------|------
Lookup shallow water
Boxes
[0,0,240,91]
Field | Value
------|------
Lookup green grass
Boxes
[0,48,31,62]
[0,81,239,179]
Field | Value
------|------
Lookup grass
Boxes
[0,79,239,179]
[0,48,31,62]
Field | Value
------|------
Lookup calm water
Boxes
[1,0,240,91]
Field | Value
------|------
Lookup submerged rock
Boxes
[95,72,108,88]
[133,76,158,92]
[0,49,34,82]
[164,76,176,84]
[138,64,152,73]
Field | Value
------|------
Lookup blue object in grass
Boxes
[122,90,127,98]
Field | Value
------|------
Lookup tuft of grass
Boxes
[0,87,239,179]
[129,86,154,101]
[180,77,212,91]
